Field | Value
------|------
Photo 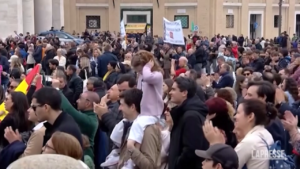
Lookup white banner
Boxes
[163,18,184,45]
[120,20,126,38]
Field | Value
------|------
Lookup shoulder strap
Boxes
[84,69,87,79]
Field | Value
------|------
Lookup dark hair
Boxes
[48,59,59,66]
[56,66,65,72]
[247,81,276,104]
[67,65,77,73]
[234,75,245,95]
[32,87,61,111]
[273,73,282,86]
[284,78,299,101]
[109,61,117,69]
[117,74,136,88]
[7,92,31,132]
[187,69,200,81]
[215,89,235,106]
[240,99,277,126]
[119,88,143,113]
[280,48,289,57]
[10,68,21,79]
[174,77,197,98]
[88,77,106,89]
[262,72,274,84]
[242,67,254,75]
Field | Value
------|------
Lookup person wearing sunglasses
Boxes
[241,67,253,78]
[7,78,21,94]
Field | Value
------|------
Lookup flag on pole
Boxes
[0,64,42,121]
[191,22,195,32]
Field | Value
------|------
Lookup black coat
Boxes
[67,74,83,105]
[104,71,118,90]
[43,112,83,147]
[168,96,209,169]
[61,85,74,104]
[97,52,118,78]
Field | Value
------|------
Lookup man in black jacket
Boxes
[66,65,83,106]
[97,44,118,78]
[194,40,208,73]
[32,87,83,148]
[57,73,74,104]
[168,77,209,169]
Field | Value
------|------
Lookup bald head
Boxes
[85,91,100,104]
[188,49,194,55]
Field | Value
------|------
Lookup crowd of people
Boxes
[0,29,298,169]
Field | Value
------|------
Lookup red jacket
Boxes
[232,46,238,59]
[186,43,192,51]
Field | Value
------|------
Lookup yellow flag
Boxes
[0,80,29,121]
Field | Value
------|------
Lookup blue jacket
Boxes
[33,45,42,63]
[212,72,234,89]
[0,55,9,82]
[0,140,26,169]
[19,48,28,59]
[97,52,118,78]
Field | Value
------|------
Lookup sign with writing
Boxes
[126,24,146,28]
[163,18,185,45]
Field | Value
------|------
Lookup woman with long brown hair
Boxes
[122,50,164,168]
[42,131,82,160]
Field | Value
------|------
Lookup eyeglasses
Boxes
[44,143,56,152]
[31,104,43,112]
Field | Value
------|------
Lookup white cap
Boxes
[8,55,19,62]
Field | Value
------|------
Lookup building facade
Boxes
[1,0,300,39]
[63,0,300,39]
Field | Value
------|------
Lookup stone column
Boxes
[240,0,249,37]
[153,0,165,36]
[34,0,53,33]
[197,0,210,37]
[108,0,120,32]
[264,0,273,38]
[288,0,295,35]
[214,0,223,36]
[22,0,35,34]
[52,0,62,30]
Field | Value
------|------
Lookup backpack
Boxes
[242,138,295,169]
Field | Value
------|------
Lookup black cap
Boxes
[195,144,239,169]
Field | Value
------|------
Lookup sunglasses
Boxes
[9,85,17,89]
[31,104,43,112]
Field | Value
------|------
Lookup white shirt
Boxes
[54,55,66,67]
[235,125,274,169]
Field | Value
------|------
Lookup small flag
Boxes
[191,22,195,32]
[0,64,42,121]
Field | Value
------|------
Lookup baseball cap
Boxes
[8,55,19,62]
[195,144,238,169]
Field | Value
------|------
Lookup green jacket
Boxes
[59,91,98,159]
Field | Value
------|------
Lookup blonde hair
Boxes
[51,132,83,160]
[80,57,91,72]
